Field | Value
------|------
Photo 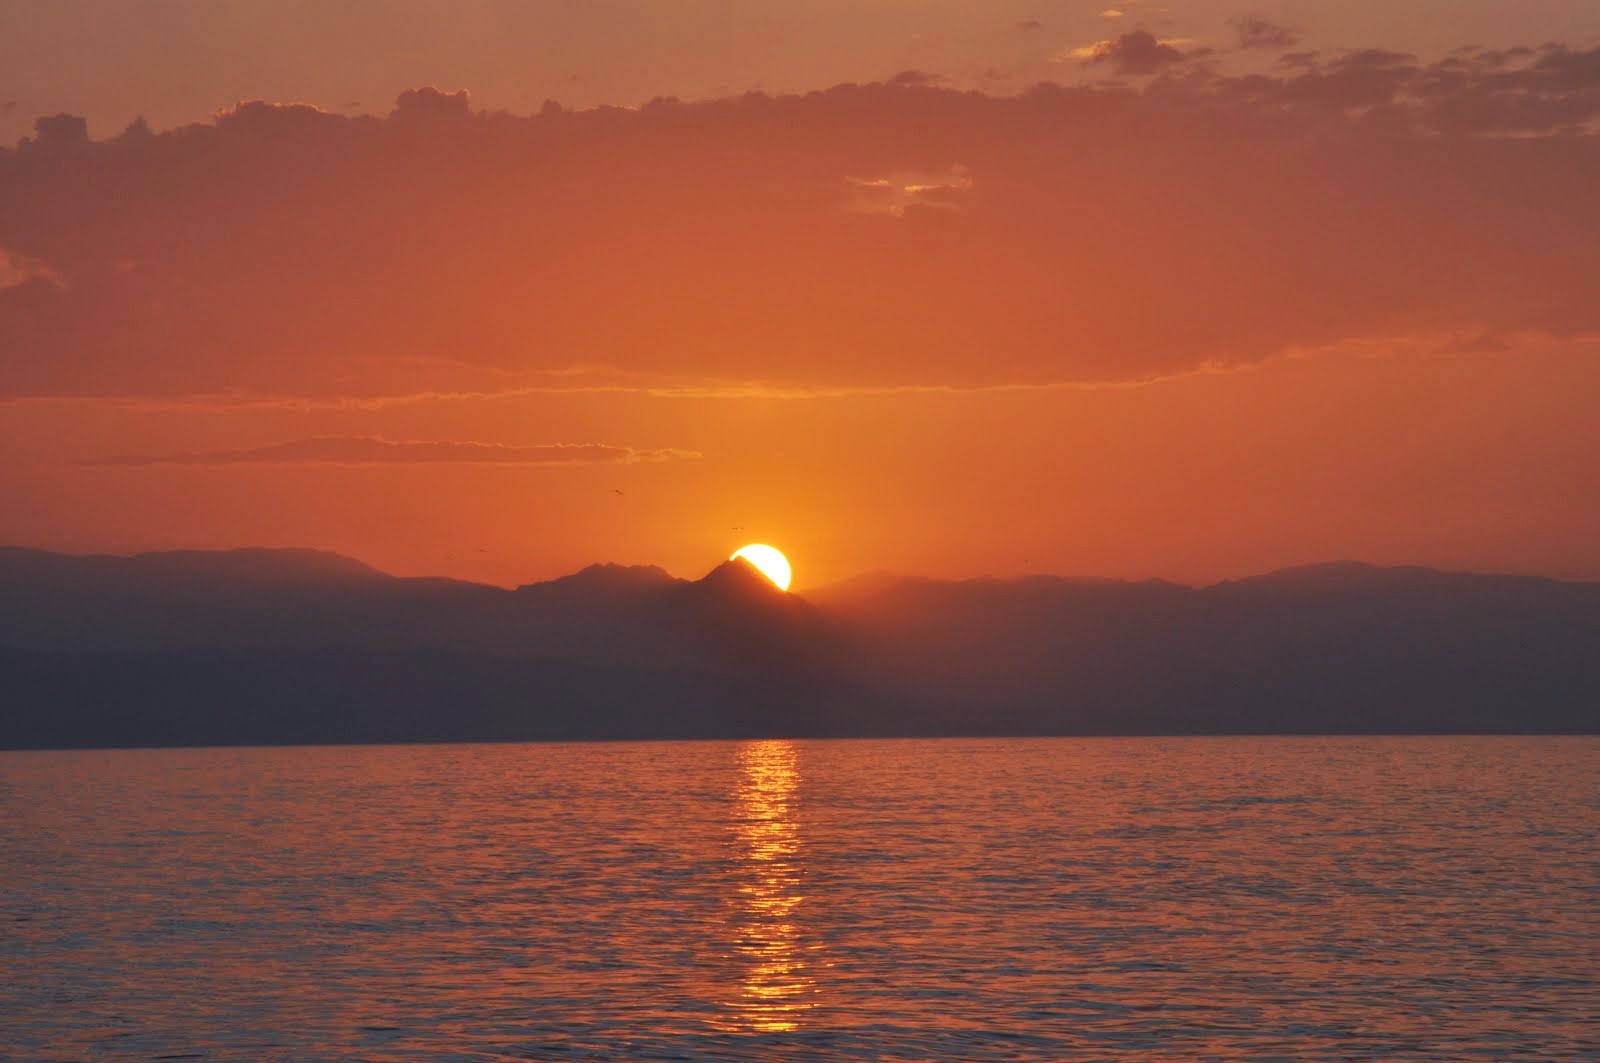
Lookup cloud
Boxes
[1411,43,1600,133]
[848,166,972,216]
[88,436,700,467]
[1277,50,1321,68]
[1,49,1598,399]
[1100,10,1126,19]
[8,328,1596,420]
[22,113,91,150]
[0,248,63,290]
[1016,19,1042,32]
[1221,43,1600,131]
[1230,15,1299,50]
[393,86,473,119]
[1075,31,1189,74]
[886,69,941,87]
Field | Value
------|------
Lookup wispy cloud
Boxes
[847,165,972,216]
[9,330,1598,417]
[85,436,701,467]
[1230,15,1299,50]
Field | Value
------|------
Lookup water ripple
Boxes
[1,736,1596,1060]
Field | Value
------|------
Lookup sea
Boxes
[2,737,1596,1061]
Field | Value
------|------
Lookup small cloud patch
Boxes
[1069,31,1190,75]
[0,248,64,290]
[1230,14,1300,50]
[847,166,973,217]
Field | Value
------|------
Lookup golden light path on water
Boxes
[725,739,815,1032]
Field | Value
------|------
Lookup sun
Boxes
[730,544,792,591]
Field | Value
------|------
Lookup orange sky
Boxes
[2,5,1599,588]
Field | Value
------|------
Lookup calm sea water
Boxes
[2,737,1596,1061]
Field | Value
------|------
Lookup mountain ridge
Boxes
[4,544,1594,595]
[1,546,1596,746]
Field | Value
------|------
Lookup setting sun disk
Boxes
[731,544,792,591]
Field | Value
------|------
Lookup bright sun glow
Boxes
[731,544,792,591]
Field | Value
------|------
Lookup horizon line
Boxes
[3,542,1596,594]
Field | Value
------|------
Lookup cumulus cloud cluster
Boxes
[1,46,1597,399]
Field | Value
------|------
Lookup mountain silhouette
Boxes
[516,562,677,599]
[0,548,1596,747]
[666,559,840,677]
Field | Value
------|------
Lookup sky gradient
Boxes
[3,1,1599,588]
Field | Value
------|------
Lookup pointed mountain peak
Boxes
[696,557,789,598]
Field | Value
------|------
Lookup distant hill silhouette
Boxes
[0,547,1595,747]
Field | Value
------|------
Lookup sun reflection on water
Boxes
[725,739,815,1033]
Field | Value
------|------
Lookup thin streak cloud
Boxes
[85,436,702,467]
